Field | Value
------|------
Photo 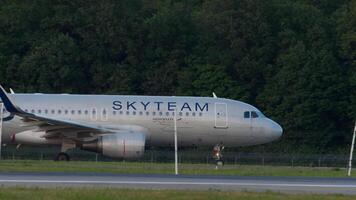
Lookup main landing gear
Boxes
[212,143,225,168]
[55,152,70,161]
[54,141,75,161]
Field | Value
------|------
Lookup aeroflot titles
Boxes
[112,101,209,112]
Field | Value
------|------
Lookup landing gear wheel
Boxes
[216,160,224,166]
[55,152,70,161]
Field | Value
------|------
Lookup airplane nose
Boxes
[270,120,283,140]
[265,119,282,141]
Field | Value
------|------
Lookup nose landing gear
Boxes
[212,143,224,168]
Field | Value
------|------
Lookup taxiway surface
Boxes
[0,173,355,195]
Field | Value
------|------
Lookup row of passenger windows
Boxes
[23,109,204,117]
[113,110,203,117]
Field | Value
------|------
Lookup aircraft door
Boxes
[214,103,228,128]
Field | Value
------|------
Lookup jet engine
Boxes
[81,132,145,158]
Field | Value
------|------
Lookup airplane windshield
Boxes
[244,110,266,118]
[251,111,258,118]
[244,111,250,118]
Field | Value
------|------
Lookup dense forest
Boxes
[0,0,355,153]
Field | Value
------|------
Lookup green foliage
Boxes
[0,0,355,152]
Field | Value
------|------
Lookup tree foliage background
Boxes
[0,0,355,153]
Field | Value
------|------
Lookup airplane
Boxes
[0,85,282,163]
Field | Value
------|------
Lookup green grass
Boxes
[0,160,355,177]
[0,187,354,200]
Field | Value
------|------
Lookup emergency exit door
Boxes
[214,103,228,128]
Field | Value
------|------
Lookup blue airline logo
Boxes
[112,101,209,112]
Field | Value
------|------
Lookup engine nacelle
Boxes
[11,130,61,145]
[81,132,145,158]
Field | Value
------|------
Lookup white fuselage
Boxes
[1,94,282,147]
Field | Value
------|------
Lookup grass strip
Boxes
[0,187,354,200]
[0,160,354,177]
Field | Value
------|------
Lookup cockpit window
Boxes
[251,111,258,118]
[244,111,250,118]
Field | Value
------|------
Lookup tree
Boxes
[257,1,350,151]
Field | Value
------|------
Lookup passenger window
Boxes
[244,111,250,118]
[101,109,108,121]
[91,108,97,120]
[251,111,258,118]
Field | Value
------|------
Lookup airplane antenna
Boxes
[9,88,15,94]
[348,121,356,176]
[212,92,217,98]
[174,108,179,175]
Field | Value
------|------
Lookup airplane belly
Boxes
[148,118,229,147]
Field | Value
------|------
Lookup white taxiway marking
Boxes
[0,180,355,188]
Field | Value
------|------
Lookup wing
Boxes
[0,85,116,141]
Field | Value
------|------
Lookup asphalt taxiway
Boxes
[0,173,355,195]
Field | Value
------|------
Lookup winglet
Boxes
[0,85,22,113]
[10,88,15,94]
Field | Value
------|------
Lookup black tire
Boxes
[216,160,224,166]
[55,152,70,161]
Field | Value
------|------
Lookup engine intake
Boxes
[81,132,145,158]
